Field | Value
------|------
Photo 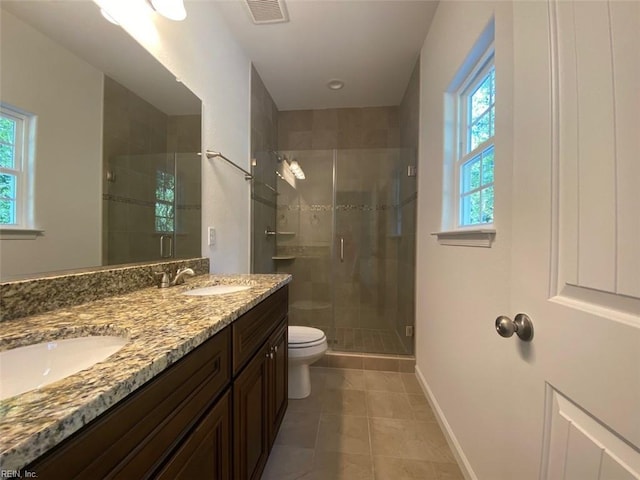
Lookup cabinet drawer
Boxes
[29,327,231,479]
[232,285,288,375]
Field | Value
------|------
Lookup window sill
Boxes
[431,228,496,247]
[0,228,44,240]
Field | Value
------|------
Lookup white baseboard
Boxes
[414,365,477,480]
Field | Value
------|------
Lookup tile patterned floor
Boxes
[261,367,464,480]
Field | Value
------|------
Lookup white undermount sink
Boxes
[182,285,251,296]
[0,335,128,400]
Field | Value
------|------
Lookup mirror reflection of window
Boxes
[0,104,35,228]
[155,170,175,233]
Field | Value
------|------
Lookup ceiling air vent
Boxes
[244,0,288,24]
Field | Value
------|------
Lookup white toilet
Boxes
[288,326,328,399]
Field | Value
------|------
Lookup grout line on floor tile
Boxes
[366,409,374,478]
[309,371,324,471]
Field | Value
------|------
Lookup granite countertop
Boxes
[0,273,291,471]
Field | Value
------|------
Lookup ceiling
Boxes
[211,0,438,111]
[2,0,438,113]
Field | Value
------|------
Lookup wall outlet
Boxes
[208,227,216,246]
[405,325,414,337]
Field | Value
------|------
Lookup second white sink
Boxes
[0,335,128,400]
[183,285,251,296]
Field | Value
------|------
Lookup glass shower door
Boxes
[267,147,416,355]
[273,150,335,344]
[172,152,202,260]
[333,148,414,354]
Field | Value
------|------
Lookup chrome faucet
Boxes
[154,267,195,288]
[170,267,195,286]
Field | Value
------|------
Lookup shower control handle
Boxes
[340,237,344,263]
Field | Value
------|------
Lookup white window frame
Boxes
[454,48,495,228]
[433,29,496,247]
[0,104,37,236]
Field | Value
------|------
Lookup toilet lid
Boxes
[289,326,326,348]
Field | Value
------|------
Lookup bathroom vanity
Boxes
[0,272,290,480]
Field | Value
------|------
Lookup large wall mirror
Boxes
[0,1,202,281]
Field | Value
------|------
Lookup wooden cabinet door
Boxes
[267,318,288,447]
[233,343,270,480]
[155,390,231,480]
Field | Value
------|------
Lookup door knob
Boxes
[495,313,534,342]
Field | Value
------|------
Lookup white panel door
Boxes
[510,1,639,478]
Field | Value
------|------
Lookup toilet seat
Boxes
[289,326,326,349]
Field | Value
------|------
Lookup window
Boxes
[457,55,495,227]
[0,104,35,228]
[155,169,175,232]
[434,22,495,247]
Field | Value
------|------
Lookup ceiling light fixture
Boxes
[150,0,187,21]
[289,160,306,180]
[327,79,345,91]
[100,8,120,25]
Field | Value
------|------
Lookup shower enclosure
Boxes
[104,152,201,265]
[262,147,416,355]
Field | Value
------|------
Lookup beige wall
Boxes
[415,1,515,478]
[0,11,103,279]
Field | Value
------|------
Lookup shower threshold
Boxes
[315,350,415,373]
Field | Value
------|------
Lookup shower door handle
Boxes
[340,237,344,263]
[160,235,173,258]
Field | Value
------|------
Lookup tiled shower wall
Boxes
[278,107,402,151]
[167,114,201,152]
[250,65,280,273]
[249,61,419,355]
[102,76,201,265]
